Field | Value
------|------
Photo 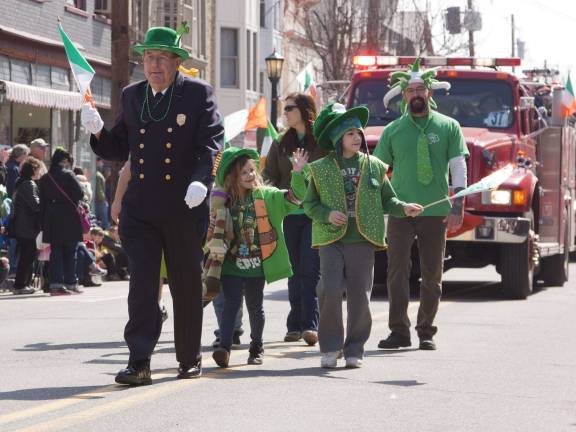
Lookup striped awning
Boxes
[0,80,83,111]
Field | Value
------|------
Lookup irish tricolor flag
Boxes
[561,73,576,117]
[297,63,317,100]
[57,21,95,104]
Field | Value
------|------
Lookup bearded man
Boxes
[374,59,468,351]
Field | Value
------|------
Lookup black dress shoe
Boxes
[115,360,151,386]
[177,362,202,379]
[419,338,437,350]
[378,333,412,349]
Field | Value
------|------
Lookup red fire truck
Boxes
[346,56,576,299]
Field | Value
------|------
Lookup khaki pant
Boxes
[386,216,447,339]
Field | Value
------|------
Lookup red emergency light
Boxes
[352,56,521,68]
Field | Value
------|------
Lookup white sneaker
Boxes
[320,351,339,368]
[345,357,363,368]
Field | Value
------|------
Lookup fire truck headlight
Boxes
[489,190,512,205]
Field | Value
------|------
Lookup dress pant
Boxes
[386,216,447,339]
[119,209,206,365]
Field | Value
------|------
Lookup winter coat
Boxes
[39,165,84,245]
[11,179,40,240]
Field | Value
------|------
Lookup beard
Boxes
[409,97,427,114]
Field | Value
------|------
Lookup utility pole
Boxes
[109,1,130,202]
[511,14,515,72]
[468,0,475,57]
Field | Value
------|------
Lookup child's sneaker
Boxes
[320,351,339,368]
[345,357,363,368]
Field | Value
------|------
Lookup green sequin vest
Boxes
[308,153,388,249]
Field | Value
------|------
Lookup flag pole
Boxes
[421,196,454,210]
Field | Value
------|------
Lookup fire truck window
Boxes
[350,78,515,129]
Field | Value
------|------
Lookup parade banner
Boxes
[423,164,514,209]
[57,20,95,105]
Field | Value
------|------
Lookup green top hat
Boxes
[216,146,260,187]
[133,25,190,60]
[313,103,369,150]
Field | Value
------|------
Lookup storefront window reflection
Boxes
[12,104,49,145]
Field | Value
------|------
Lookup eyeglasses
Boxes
[284,105,297,113]
[143,55,176,66]
[406,87,428,95]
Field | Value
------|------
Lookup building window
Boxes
[220,28,238,88]
[252,32,258,92]
[94,0,111,17]
[91,76,111,106]
[260,0,266,28]
[66,0,87,10]
[34,64,52,88]
[197,0,206,58]
[10,60,32,85]
[0,55,10,81]
[163,0,177,28]
[51,66,70,91]
[246,30,251,91]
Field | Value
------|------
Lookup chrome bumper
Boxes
[448,216,530,244]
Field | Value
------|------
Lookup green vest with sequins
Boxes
[307,152,389,249]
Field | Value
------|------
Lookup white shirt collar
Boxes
[151,87,168,97]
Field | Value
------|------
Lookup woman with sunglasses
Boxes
[264,93,327,345]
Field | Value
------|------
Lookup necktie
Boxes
[152,92,163,109]
[408,114,434,185]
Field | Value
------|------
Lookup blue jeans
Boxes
[50,242,78,286]
[212,290,243,336]
[219,275,265,352]
[94,201,110,229]
[283,214,320,333]
[75,242,96,280]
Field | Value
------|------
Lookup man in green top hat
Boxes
[81,25,224,384]
[374,58,469,351]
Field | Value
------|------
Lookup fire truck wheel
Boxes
[500,239,534,300]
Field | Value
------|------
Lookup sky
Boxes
[407,0,576,81]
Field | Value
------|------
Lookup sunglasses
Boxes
[284,105,297,113]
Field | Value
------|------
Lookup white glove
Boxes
[81,103,104,135]
[185,181,208,208]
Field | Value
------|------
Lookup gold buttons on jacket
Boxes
[165,158,171,164]
[166,142,172,149]
[165,174,171,181]
[139,143,145,149]
[139,173,144,179]
[167,127,173,133]
[140,128,145,134]
[139,159,144,164]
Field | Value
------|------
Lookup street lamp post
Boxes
[265,49,284,130]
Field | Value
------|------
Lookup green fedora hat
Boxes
[134,26,189,60]
[216,146,260,187]
[313,103,369,150]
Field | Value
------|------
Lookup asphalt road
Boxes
[1,265,575,432]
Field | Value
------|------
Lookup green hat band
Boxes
[329,117,363,145]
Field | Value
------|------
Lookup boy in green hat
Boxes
[303,103,422,368]
[211,146,308,368]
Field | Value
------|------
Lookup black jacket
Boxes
[11,178,40,240]
[39,166,84,245]
[90,72,224,221]
[6,159,19,198]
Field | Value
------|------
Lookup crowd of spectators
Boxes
[0,140,129,296]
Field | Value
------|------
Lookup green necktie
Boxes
[408,114,434,185]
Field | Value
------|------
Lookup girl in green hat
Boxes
[212,146,308,368]
[303,103,423,368]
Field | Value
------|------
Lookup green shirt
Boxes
[337,154,363,243]
[222,195,265,278]
[374,111,468,217]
